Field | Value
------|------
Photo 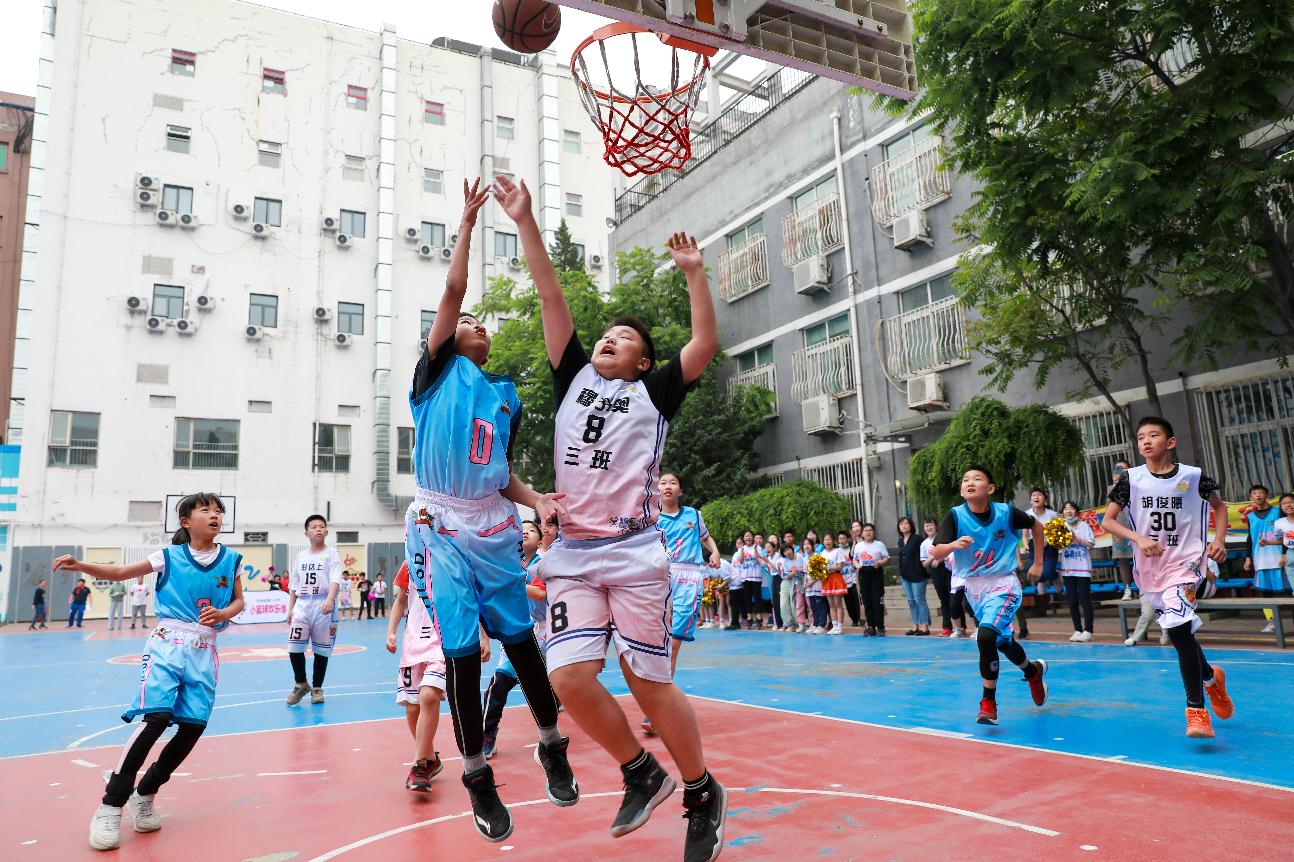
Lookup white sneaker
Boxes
[127,792,161,832]
[1121,588,1133,601]
[1078,631,1094,642]
[1123,636,1137,647]
[1261,621,1275,633]
[965,628,977,638]
[797,625,806,633]
[1159,632,1170,645]
[89,804,122,850]
[1068,631,1084,642]
[828,624,843,635]
[950,629,965,639]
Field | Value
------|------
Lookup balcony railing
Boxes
[791,335,856,404]
[880,296,970,380]
[717,235,770,303]
[869,135,951,226]
[727,362,779,418]
[781,195,843,268]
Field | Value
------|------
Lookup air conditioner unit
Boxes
[415,336,428,351]
[231,202,250,220]
[801,395,841,435]
[145,315,166,332]
[251,222,270,238]
[175,317,197,335]
[245,324,264,340]
[135,174,160,190]
[156,210,177,226]
[507,256,522,270]
[178,212,199,228]
[136,189,158,207]
[439,246,453,261]
[126,295,148,313]
[793,255,830,295]
[588,253,604,268]
[418,244,435,258]
[893,210,931,251]
[313,306,332,322]
[404,226,420,242]
[449,233,459,245]
[335,233,351,248]
[195,294,216,311]
[320,215,338,232]
[906,372,948,413]
[335,332,351,347]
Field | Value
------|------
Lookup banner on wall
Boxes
[232,589,289,624]
[1077,500,1260,548]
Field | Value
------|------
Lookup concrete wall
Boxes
[0,93,34,443]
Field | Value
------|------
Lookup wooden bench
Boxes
[1101,597,1294,648]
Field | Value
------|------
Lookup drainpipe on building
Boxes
[372,25,399,510]
[480,52,495,297]
[832,109,874,521]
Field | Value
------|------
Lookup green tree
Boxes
[907,397,1084,514]
[701,481,853,550]
[548,219,586,274]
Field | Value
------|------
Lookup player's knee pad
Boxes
[976,626,1001,679]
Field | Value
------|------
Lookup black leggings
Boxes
[844,583,861,626]
[1064,576,1094,632]
[859,570,885,629]
[727,585,747,625]
[445,632,559,760]
[976,625,1033,681]
[104,713,205,806]
[743,581,762,619]
[1166,621,1213,708]
[931,568,961,629]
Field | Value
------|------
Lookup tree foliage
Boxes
[700,480,854,550]
[907,397,1085,514]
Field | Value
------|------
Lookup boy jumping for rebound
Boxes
[1101,417,1234,738]
[406,179,575,842]
[930,466,1050,726]
[285,514,343,705]
[493,175,727,862]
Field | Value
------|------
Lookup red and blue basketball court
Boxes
[3,620,1291,860]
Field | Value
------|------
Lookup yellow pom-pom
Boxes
[1044,517,1074,550]
[808,554,828,581]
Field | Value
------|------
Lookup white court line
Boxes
[0,683,378,722]
[688,695,1294,795]
[70,758,99,768]
[82,631,96,641]
[257,770,327,776]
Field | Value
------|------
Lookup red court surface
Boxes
[6,697,1290,861]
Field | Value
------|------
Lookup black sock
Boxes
[311,655,329,688]
[500,633,560,731]
[289,652,307,684]
[137,722,204,796]
[683,770,714,801]
[445,652,485,758]
[621,748,650,775]
[982,686,996,702]
[103,714,170,807]
[1166,622,1206,708]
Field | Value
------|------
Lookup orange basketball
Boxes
[492,0,561,54]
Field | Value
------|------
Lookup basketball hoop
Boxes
[571,22,717,178]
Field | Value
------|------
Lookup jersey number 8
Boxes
[550,600,569,634]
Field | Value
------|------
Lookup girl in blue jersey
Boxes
[929,467,1050,727]
[51,493,244,851]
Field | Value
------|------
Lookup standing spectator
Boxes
[1243,484,1286,633]
[725,540,746,629]
[921,518,963,637]
[896,517,931,636]
[1021,488,1059,593]
[68,578,91,628]
[107,579,127,631]
[821,532,847,634]
[268,571,283,592]
[803,538,828,633]
[733,531,762,628]
[852,523,890,636]
[129,577,149,628]
[1276,493,1294,599]
[29,579,48,630]
[371,574,387,617]
[754,534,774,627]
[357,575,372,620]
[1106,460,1137,600]
[1058,501,1096,642]
[837,531,861,626]
[338,572,355,620]
[764,541,784,629]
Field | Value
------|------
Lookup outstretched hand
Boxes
[666,231,703,275]
[491,175,534,224]
[461,177,491,229]
[534,492,567,530]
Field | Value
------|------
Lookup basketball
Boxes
[492,0,561,54]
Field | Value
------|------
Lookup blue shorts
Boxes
[1025,545,1059,582]
[123,620,219,726]
[405,490,533,659]
[1254,568,1291,592]
[668,563,706,642]
[288,597,340,656]
[965,574,1022,646]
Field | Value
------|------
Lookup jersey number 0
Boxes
[469,419,494,465]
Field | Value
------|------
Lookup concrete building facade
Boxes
[0,93,35,448]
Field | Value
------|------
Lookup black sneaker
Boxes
[533,737,579,807]
[610,752,676,838]
[682,780,728,862]
[461,765,513,842]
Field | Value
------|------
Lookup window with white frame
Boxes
[728,217,764,248]
[257,140,281,168]
[421,221,446,248]
[564,129,581,153]
[496,116,514,140]
[170,49,195,76]
[253,197,282,227]
[343,154,364,181]
[424,100,445,125]
[420,309,436,339]
[495,232,518,259]
[248,293,278,328]
[48,410,99,467]
[1193,371,1294,499]
[151,284,186,319]
[397,426,414,474]
[737,344,774,372]
[1053,410,1131,509]
[573,243,585,263]
[885,273,968,378]
[793,174,836,211]
[161,184,193,214]
[346,84,367,110]
[262,67,285,94]
[565,193,583,217]
[339,209,366,238]
[423,168,443,194]
[165,125,191,154]
[337,302,364,335]
[174,418,239,470]
[314,423,351,473]
[803,313,850,347]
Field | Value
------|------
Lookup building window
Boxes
[420,309,436,339]
[0,142,8,173]
[340,210,366,238]
[174,418,240,470]
[1194,371,1294,499]
[314,423,351,473]
[336,530,359,543]
[423,168,443,194]
[397,426,414,474]
[258,140,282,168]
[1054,410,1129,509]
[262,67,286,94]
[343,154,365,181]
[170,49,196,76]
[253,197,282,227]
[873,122,948,223]
[565,193,583,217]
[424,100,445,125]
[496,116,514,140]
[248,400,273,413]
[737,344,774,372]
[731,344,778,416]
[495,232,518,259]
[421,221,446,248]
[346,84,368,110]
[337,301,364,335]
[883,123,937,164]
[898,274,955,313]
[728,217,764,248]
[161,184,193,214]
[248,293,278,328]
[803,313,850,347]
[573,242,585,263]
[47,410,99,468]
[151,284,186,319]
[885,273,967,379]
[793,174,837,211]
[165,125,191,154]
[563,129,581,153]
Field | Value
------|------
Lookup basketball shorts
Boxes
[668,563,707,642]
[542,527,673,683]
[964,573,1022,646]
[1147,578,1213,633]
[405,489,532,658]
[1254,567,1291,593]
[395,660,446,705]
[288,596,340,656]
[123,619,219,726]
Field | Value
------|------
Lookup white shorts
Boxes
[1146,581,1204,633]
[395,660,446,705]
[542,528,672,684]
[288,598,340,656]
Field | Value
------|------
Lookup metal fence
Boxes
[869,135,951,226]
[1193,372,1294,498]
[791,335,856,404]
[717,234,771,302]
[728,362,779,417]
[781,195,844,268]
[800,458,869,522]
[1053,409,1130,510]
[880,296,970,380]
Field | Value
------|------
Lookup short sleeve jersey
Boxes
[394,562,440,664]
[732,545,763,583]
[291,547,343,598]
[411,335,523,499]
[550,333,690,539]
[145,544,241,628]
[1275,516,1294,552]
[937,503,1034,579]
[1108,463,1213,591]
[659,506,710,565]
[1246,507,1283,571]
[524,552,548,625]
[851,540,889,568]
[1058,520,1096,575]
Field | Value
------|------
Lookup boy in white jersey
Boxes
[1101,416,1234,738]
[493,175,726,862]
[285,514,343,705]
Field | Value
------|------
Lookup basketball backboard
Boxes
[551,0,916,98]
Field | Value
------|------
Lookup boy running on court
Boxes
[493,174,727,862]
[285,514,342,705]
[406,178,575,843]
[929,466,1050,726]
[1101,417,1234,738]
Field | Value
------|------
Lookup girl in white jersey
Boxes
[1057,502,1096,642]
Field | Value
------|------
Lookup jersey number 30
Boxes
[469,419,494,465]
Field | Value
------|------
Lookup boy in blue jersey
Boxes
[406,178,575,843]
[929,467,1050,726]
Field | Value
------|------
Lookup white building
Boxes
[2,0,619,618]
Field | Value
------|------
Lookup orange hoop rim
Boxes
[569,21,716,106]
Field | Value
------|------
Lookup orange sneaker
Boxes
[1185,707,1214,739]
[1204,665,1233,720]
[976,698,998,725]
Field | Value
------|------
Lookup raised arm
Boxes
[666,233,719,385]
[492,176,573,367]
[51,555,153,582]
[426,178,492,353]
